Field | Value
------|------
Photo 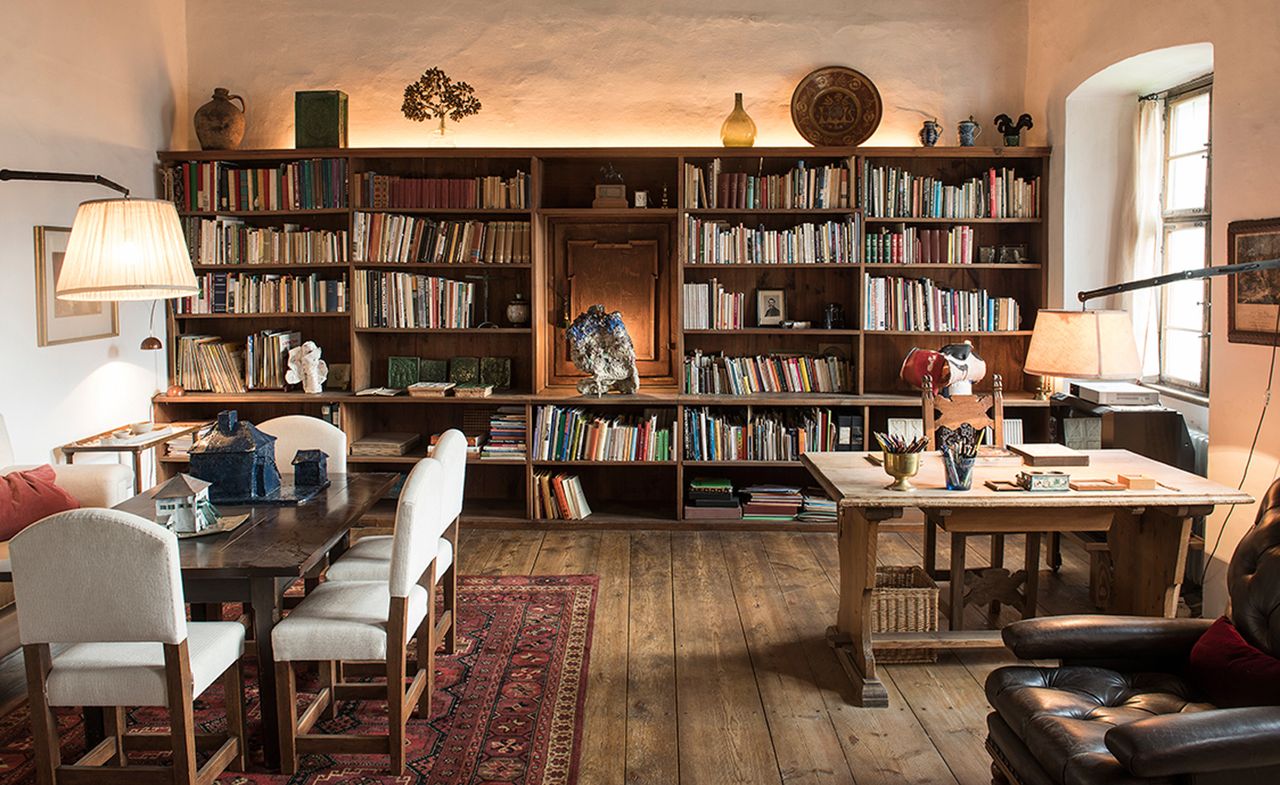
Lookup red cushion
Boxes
[1188,616,1280,708]
[0,465,79,541]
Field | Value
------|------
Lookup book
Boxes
[181,216,347,266]
[740,484,803,521]
[352,212,531,264]
[350,432,421,457]
[683,504,742,520]
[481,406,527,460]
[534,406,674,462]
[454,384,493,398]
[354,171,530,210]
[683,159,851,210]
[683,407,840,462]
[534,472,592,520]
[355,386,402,396]
[684,351,851,395]
[352,270,476,329]
[859,163,1039,219]
[163,158,349,212]
[865,224,977,265]
[682,280,745,330]
[176,272,347,315]
[684,215,859,265]
[864,275,1021,332]
[1009,443,1090,467]
[406,381,455,397]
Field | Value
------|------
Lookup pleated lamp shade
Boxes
[56,198,197,301]
[1024,309,1142,380]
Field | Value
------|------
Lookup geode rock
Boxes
[566,304,640,396]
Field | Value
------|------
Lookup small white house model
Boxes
[153,474,219,534]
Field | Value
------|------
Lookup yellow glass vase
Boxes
[720,92,757,148]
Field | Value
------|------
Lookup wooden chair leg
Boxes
[988,534,1006,625]
[416,593,436,718]
[276,661,299,775]
[1047,531,1063,573]
[164,642,198,785]
[222,659,246,772]
[104,706,128,766]
[1023,532,1042,619]
[387,595,411,775]
[318,660,339,721]
[949,532,968,632]
[23,644,60,785]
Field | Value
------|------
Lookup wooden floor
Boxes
[456,525,1098,785]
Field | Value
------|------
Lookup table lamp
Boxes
[1025,310,1143,399]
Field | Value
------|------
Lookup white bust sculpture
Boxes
[285,341,329,394]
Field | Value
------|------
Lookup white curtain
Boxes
[1129,97,1165,376]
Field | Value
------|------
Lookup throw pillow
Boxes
[1188,616,1280,708]
[0,465,79,540]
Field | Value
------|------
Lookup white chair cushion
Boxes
[45,622,244,707]
[272,580,429,663]
[326,536,452,583]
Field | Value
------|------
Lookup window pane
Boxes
[1165,281,1205,330]
[1166,154,1207,211]
[1166,225,1206,272]
[1162,329,1204,386]
[1169,92,1210,155]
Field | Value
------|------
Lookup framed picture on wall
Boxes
[756,289,786,326]
[1228,217,1280,345]
[34,225,118,347]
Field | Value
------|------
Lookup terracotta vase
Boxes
[194,88,246,151]
[720,93,757,148]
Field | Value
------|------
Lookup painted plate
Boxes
[790,66,883,147]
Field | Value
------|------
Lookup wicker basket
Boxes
[872,565,939,663]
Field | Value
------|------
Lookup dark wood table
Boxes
[0,472,396,769]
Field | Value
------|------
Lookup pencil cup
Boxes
[943,453,976,491]
[883,452,921,492]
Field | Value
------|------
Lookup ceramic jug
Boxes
[919,119,943,147]
[194,88,246,151]
[957,116,982,147]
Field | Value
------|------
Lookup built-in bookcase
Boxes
[153,146,1050,531]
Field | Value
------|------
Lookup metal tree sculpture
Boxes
[402,67,482,136]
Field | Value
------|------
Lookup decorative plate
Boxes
[790,66,883,147]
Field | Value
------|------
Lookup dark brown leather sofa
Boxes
[985,479,1280,785]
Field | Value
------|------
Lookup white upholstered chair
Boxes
[0,414,133,508]
[272,456,451,775]
[256,414,348,474]
[326,428,465,653]
[10,509,245,785]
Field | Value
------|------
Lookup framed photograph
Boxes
[1228,218,1280,345]
[34,226,118,347]
[756,289,786,326]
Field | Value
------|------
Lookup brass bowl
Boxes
[883,451,921,492]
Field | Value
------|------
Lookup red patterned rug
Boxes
[0,575,598,784]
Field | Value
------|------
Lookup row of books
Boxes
[684,216,858,265]
[175,273,348,315]
[682,280,744,330]
[481,406,527,460]
[682,351,851,395]
[683,159,852,209]
[865,225,977,265]
[683,407,842,462]
[864,276,1022,332]
[175,335,246,393]
[533,406,674,462]
[859,163,1040,219]
[182,217,347,266]
[163,159,348,212]
[741,485,804,521]
[245,329,300,389]
[684,478,833,523]
[534,472,592,520]
[352,270,476,329]
[352,212,530,264]
[354,171,531,210]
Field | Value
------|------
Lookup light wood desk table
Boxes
[801,449,1253,708]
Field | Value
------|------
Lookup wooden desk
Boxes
[61,421,209,494]
[801,449,1253,708]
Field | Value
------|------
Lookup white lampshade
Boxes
[1024,309,1142,380]
[56,198,196,301]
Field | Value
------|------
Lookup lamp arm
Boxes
[0,168,130,197]
[1078,258,1280,305]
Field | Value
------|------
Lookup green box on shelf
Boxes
[420,359,449,383]
[295,90,348,149]
[387,356,421,389]
[480,357,512,389]
[449,357,480,385]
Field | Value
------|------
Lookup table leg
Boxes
[250,578,282,770]
[83,707,104,747]
[1107,507,1196,617]
[827,505,896,708]
[949,533,968,632]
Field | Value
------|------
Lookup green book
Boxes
[479,357,512,389]
[387,356,420,389]
[450,357,480,385]
[420,359,448,383]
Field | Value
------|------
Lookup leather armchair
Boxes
[985,478,1280,785]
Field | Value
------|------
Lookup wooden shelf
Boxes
[864,330,1033,337]
[172,312,349,319]
[683,263,858,270]
[684,208,855,216]
[353,207,531,216]
[178,209,349,218]
[862,263,1042,270]
[537,207,679,219]
[683,460,803,467]
[684,328,859,336]
[354,262,532,269]
[354,327,532,334]
[532,460,676,467]
[191,263,350,272]
[864,217,1040,224]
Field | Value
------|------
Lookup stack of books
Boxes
[684,216,858,266]
[683,159,851,209]
[175,335,246,394]
[164,159,348,212]
[353,171,531,209]
[796,489,837,523]
[684,477,741,520]
[683,351,851,395]
[182,217,348,266]
[682,279,745,330]
[481,406,527,460]
[859,163,1039,219]
[352,213,531,264]
[176,272,348,315]
[865,224,976,265]
[350,432,421,457]
[534,472,592,520]
[430,431,485,456]
[864,275,1021,332]
[533,406,674,462]
[244,329,301,389]
[352,271,476,329]
[740,484,803,521]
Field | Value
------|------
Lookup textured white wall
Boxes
[184,0,1028,149]
[0,0,188,464]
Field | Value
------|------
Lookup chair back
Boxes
[1228,477,1280,656]
[922,374,1006,450]
[431,429,468,524]
[388,457,445,598]
[258,415,347,474]
[11,509,187,645]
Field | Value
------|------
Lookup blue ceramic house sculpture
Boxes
[188,410,282,503]
[292,449,329,488]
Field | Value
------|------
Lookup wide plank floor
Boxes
[457,527,1095,785]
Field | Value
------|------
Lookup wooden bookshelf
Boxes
[153,145,1050,531]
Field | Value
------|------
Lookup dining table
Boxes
[0,471,397,770]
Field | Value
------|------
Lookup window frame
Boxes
[1151,75,1212,396]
